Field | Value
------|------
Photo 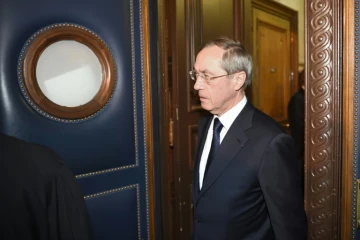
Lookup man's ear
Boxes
[234,71,246,91]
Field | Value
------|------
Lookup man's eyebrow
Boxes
[193,68,213,75]
[200,69,214,75]
[194,68,209,73]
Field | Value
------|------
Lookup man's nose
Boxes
[193,78,204,90]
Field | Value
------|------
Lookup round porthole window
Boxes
[36,40,102,107]
[18,23,116,122]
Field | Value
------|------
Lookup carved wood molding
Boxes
[305,1,342,239]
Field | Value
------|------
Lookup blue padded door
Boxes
[0,0,156,239]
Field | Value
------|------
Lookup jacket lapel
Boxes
[195,102,255,203]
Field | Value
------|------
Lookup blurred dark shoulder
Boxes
[0,133,65,177]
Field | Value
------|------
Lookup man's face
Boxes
[193,45,241,116]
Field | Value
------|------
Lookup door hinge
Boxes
[169,118,174,147]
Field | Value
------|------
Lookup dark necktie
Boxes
[204,118,223,177]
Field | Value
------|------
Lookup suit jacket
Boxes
[192,102,307,240]
[0,133,94,240]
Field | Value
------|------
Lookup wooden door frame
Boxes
[250,1,298,125]
[156,0,173,239]
[251,0,299,94]
[156,0,349,239]
[341,0,355,239]
[305,0,343,239]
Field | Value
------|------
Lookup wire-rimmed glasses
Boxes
[189,70,232,84]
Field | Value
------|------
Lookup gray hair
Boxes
[199,36,253,88]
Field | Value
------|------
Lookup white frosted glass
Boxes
[36,40,102,107]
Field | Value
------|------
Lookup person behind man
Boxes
[191,36,307,240]
[288,70,305,193]
[0,132,94,240]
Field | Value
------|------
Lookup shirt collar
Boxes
[215,96,247,131]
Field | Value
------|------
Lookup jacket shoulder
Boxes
[0,133,64,175]
[251,108,288,135]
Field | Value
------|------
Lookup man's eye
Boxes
[203,74,210,79]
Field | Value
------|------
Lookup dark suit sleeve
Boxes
[46,154,94,240]
[258,133,307,240]
[0,135,94,240]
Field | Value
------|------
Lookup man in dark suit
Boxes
[191,37,307,240]
[0,133,94,240]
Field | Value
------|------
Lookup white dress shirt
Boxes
[199,96,247,189]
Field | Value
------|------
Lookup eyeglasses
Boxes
[189,70,232,84]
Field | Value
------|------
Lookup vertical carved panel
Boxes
[305,1,342,239]
[188,0,203,112]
